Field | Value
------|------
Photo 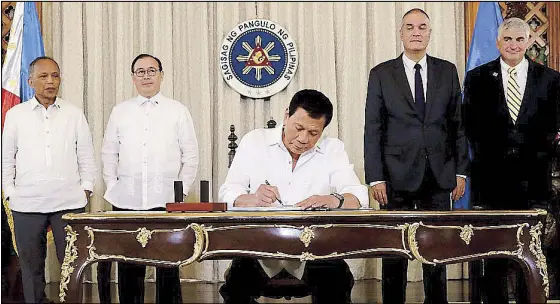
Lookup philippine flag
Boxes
[1,2,45,130]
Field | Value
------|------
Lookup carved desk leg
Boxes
[58,222,206,303]
[59,224,92,303]
[473,222,549,303]
[520,222,549,303]
[408,221,549,304]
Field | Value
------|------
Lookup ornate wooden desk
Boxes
[59,210,550,303]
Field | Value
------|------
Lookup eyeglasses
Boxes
[133,68,159,77]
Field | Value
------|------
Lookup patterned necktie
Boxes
[506,67,522,122]
[414,63,425,120]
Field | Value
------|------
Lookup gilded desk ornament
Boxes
[85,226,98,262]
[533,208,548,216]
[300,227,315,247]
[185,223,205,265]
[271,250,339,261]
[516,224,526,258]
[136,227,154,248]
[459,225,474,245]
[59,225,79,303]
[408,222,434,264]
[276,251,339,261]
[300,252,317,261]
[529,221,549,297]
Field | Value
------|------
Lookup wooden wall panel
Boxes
[548,2,560,71]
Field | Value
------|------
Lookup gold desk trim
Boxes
[529,222,549,297]
[61,209,548,220]
[200,223,412,259]
[408,222,528,265]
[82,224,205,267]
[199,248,413,261]
[59,225,79,303]
[202,223,410,255]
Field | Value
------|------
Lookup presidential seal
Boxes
[220,19,299,98]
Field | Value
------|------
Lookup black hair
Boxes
[131,54,163,73]
[288,89,333,128]
[29,56,60,76]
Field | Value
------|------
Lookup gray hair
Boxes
[498,18,530,40]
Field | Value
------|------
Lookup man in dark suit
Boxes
[364,8,469,304]
[464,17,560,303]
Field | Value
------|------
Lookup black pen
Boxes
[264,180,284,206]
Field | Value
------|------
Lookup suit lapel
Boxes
[516,59,535,124]
[425,55,438,121]
[489,58,511,122]
[392,54,417,114]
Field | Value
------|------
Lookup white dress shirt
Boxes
[102,93,199,210]
[2,97,96,213]
[500,57,528,101]
[219,127,369,278]
[370,53,465,186]
[402,53,427,101]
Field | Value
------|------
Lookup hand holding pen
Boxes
[262,180,284,206]
[233,180,284,207]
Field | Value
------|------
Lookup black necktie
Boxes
[414,63,425,120]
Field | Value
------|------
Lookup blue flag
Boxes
[466,2,503,72]
[20,2,45,102]
[453,2,503,210]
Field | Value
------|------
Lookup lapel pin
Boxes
[492,72,498,77]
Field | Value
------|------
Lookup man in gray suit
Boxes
[364,8,469,304]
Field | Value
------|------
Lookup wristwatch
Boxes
[331,192,344,208]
